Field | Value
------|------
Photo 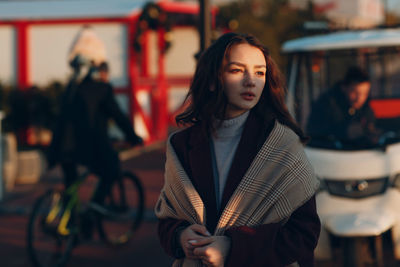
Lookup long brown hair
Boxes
[176,32,307,142]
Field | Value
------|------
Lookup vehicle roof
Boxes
[282,28,400,53]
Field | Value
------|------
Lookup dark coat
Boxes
[47,76,140,175]
[158,111,321,267]
[307,84,378,148]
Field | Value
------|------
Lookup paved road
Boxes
[0,215,173,267]
[0,145,174,267]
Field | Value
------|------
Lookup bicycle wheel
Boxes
[97,171,145,246]
[27,190,77,267]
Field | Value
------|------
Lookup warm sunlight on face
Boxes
[222,43,266,119]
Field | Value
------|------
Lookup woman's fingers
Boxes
[193,244,209,257]
[185,240,195,250]
[178,224,215,261]
[189,236,214,247]
[192,236,231,267]
[190,224,211,237]
[184,242,200,259]
[196,247,217,267]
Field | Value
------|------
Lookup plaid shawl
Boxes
[155,121,319,267]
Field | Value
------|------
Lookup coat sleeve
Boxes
[224,196,320,267]
[103,84,142,145]
[156,130,194,259]
[158,217,190,258]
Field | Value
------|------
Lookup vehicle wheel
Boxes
[97,171,145,246]
[343,238,363,267]
[342,235,393,267]
[372,235,384,267]
[27,190,76,267]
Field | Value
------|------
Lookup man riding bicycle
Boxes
[47,55,143,207]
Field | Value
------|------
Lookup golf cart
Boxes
[282,28,400,267]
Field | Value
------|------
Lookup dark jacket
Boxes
[307,84,378,149]
[158,111,321,267]
[47,76,140,173]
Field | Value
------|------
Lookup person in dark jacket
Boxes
[155,33,320,267]
[47,58,142,204]
[307,66,379,149]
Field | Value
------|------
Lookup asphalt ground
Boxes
[2,143,396,267]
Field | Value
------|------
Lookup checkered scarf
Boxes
[155,121,319,267]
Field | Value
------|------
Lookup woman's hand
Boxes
[179,224,211,259]
[192,236,231,267]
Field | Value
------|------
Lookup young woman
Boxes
[155,32,320,267]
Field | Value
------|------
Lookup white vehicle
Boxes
[283,28,400,267]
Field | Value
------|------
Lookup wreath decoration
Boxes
[133,3,172,54]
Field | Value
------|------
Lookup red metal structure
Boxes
[0,0,217,143]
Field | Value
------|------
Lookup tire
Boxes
[97,171,145,246]
[343,238,359,267]
[342,235,391,267]
[343,237,370,267]
[27,190,76,267]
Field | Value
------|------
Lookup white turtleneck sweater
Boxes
[211,111,249,209]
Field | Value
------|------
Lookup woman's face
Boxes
[222,43,266,119]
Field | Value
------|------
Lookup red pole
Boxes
[16,21,29,90]
[151,28,168,140]
[127,18,140,131]
[141,31,150,77]
[15,21,30,146]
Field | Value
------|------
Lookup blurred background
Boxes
[0,0,399,150]
[1,0,400,266]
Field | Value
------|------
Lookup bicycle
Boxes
[26,169,145,267]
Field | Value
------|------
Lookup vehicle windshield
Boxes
[287,46,400,150]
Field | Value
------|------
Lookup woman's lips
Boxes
[241,92,255,100]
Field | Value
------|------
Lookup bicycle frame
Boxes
[45,174,88,236]
[27,168,144,267]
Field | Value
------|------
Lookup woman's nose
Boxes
[243,72,256,87]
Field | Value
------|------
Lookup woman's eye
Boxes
[256,71,265,76]
[229,68,242,73]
